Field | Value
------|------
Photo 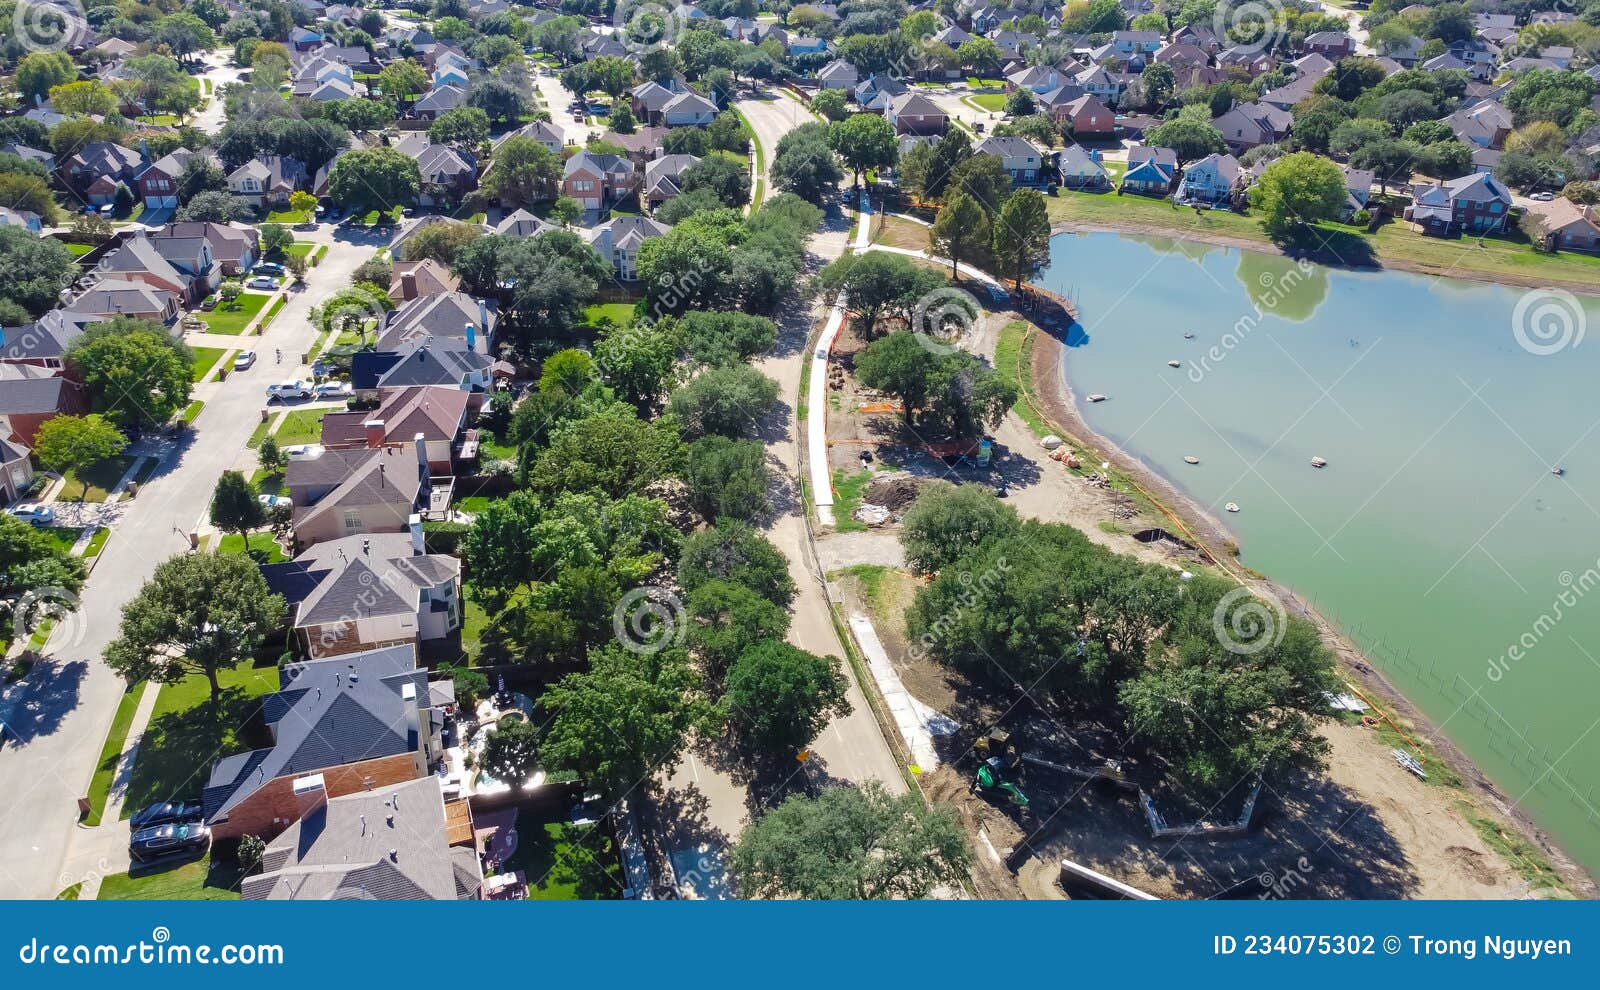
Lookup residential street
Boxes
[0,224,385,898]
[735,89,818,204]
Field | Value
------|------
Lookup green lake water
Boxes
[1040,230,1600,878]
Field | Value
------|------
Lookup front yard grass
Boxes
[189,346,227,382]
[84,682,148,827]
[500,820,625,900]
[258,295,287,333]
[264,208,311,224]
[60,455,135,502]
[195,292,269,336]
[250,468,285,496]
[830,468,874,533]
[273,408,326,446]
[246,414,276,449]
[121,661,281,819]
[965,92,1006,112]
[217,531,288,563]
[98,852,245,901]
[583,302,636,326]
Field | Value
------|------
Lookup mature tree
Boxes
[16,51,77,101]
[732,783,971,899]
[683,154,752,208]
[65,318,194,427]
[177,157,229,202]
[209,470,266,545]
[401,221,481,266]
[1120,576,1338,793]
[104,553,286,704]
[378,59,429,104]
[480,717,541,790]
[723,642,851,754]
[176,190,251,223]
[1250,151,1348,238]
[668,365,781,439]
[1348,138,1418,193]
[678,519,796,608]
[678,311,777,367]
[828,113,899,185]
[683,436,770,524]
[929,191,991,276]
[538,644,705,797]
[685,579,790,681]
[922,129,973,200]
[0,227,77,317]
[470,77,530,124]
[594,321,678,412]
[0,513,86,605]
[956,37,1003,75]
[637,227,736,315]
[771,121,845,203]
[154,12,216,64]
[328,147,421,211]
[991,188,1052,290]
[439,662,490,710]
[48,81,118,117]
[899,482,1020,574]
[811,88,849,121]
[528,406,684,500]
[429,107,491,149]
[809,251,948,339]
[1146,117,1228,168]
[32,415,127,502]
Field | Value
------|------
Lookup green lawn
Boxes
[82,526,110,560]
[500,821,624,900]
[273,408,326,446]
[966,93,1006,112]
[357,205,406,225]
[121,661,281,819]
[59,455,136,502]
[583,302,635,326]
[217,531,288,563]
[38,526,81,553]
[455,495,494,515]
[251,468,285,496]
[134,114,180,125]
[84,682,149,827]
[98,853,245,901]
[64,242,96,256]
[284,242,313,261]
[246,414,276,449]
[966,77,1004,88]
[830,469,874,533]
[258,296,286,334]
[196,292,269,336]
[264,208,311,223]
[190,346,227,383]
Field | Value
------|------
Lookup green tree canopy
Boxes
[723,641,851,755]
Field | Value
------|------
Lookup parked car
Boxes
[252,262,286,277]
[7,503,53,526]
[281,443,319,458]
[129,822,210,863]
[128,800,203,831]
[1530,191,1555,201]
[314,380,353,399]
[233,350,256,370]
[265,380,312,401]
[246,275,281,290]
[257,494,290,509]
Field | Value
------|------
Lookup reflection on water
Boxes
[1040,231,1600,876]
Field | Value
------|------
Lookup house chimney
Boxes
[414,432,427,488]
[477,297,488,335]
[409,513,424,556]
[464,322,475,352]
[362,538,370,556]
[138,138,150,164]
[292,773,327,819]
[363,418,386,448]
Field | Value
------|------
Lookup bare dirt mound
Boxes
[864,474,925,512]
[923,766,1024,900]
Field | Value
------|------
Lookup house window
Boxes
[342,510,361,531]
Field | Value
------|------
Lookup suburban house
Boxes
[631,80,687,124]
[284,444,431,547]
[818,59,859,89]
[412,83,469,120]
[1449,99,1513,149]
[1121,144,1178,196]
[378,291,496,356]
[90,231,215,305]
[134,147,208,210]
[496,119,565,155]
[1407,172,1514,235]
[974,136,1047,186]
[585,216,673,281]
[661,91,718,127]
[1523,197,1600,252]
[1008,64,1070,94]
[643,153,701,210]
[260,528,462,659]
[1177,153,1241,205]
[149,221,260,276]
[493,209,553,240]
[1217,45,1277,77]
[394,134,478,207]
[562,150,639,212]
[389,216,481,263]
[1212,101,1293,151]
[1055,145,1111,190]
[1074,64,1127,106]
[228,155,309,210]
[319,385,472,473]
[63,141,141,204]
[1342,166,1375,220]
[854,74,909,112]
[389,259,460,304]
[351,338,499,395]
[243,776,481,900]
[64,278,180,323]
[0,309,95,372]
[201,645,447,840]
[0,364,89,447]
[0,208,41,232]
[885,92,948,135]
[0,435,32,504]
[1060,94,1116,135]
[1303,31,1357,58]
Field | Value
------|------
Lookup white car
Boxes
[257,494,290,509]
[1530,191,1555,202]
[233,350,256,370]
[7,503,53,526]
[265,380,312,401]
[246,275,281,290]
[314,380,353,399]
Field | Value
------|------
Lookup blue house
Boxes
[1121,145,1177,196]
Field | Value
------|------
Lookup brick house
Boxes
[885,92,948,136]
[1408,172,1513,235]
[1523,197,1600,252]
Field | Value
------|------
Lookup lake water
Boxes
[1040,230,1600,878]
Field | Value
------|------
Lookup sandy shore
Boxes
[1022,320,1598,897]
[1050,219,1600,299]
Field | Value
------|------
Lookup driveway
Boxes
[0,223,386,898]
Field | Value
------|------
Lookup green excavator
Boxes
[971,729,1029,809]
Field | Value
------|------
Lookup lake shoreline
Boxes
[1020,319,1598,897]
[1049,219,1600,299]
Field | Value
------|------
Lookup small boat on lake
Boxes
[1225,502,1240,513]
[1311,456,1327,468]
[1087,393,1107,402]
[1167,360,1181,368]
[1184,456,1199,465]
[1552,466,1566,477]
[1183,332,1195,339]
